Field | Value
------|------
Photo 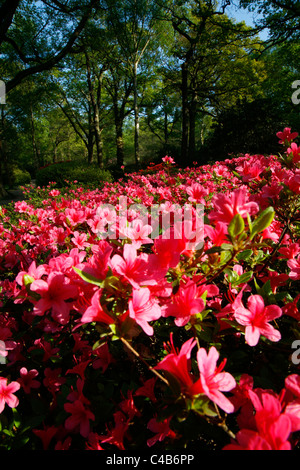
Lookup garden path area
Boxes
[0,180,36,206]
[0,188,25,206]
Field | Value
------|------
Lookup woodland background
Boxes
[0,0,299,193]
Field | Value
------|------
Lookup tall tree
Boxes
[0,0,102,196]
[104,67,133,168]
[51,47,109,168]
[165,0,264,166]
[105,0,161,167]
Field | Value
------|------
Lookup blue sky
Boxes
[226,4,270,40]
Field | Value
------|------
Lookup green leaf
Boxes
[224,267,238,281]
[221,243,234,251]
[237,249,253,261]
[228,214,245,239]
[191,395,217,417]
[205,246,223,254]
[236,270,253,285]
[12,408,21,429]
[73,266,104,287]
[250,207,275,240]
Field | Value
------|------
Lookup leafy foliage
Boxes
[35,161,113,188]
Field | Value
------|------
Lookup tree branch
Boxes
[5,0,100,94]
[0,0,21,47]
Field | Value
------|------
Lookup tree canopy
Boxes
[0,0,299,192]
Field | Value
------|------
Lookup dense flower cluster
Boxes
[0,128,300,450]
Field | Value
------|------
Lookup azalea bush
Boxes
[0,129,300,450]
[35,160,113,188]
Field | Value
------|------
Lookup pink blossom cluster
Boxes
[0,128,299,450]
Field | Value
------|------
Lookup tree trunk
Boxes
[85,51,104,169]
[115,118,125,167]
[30,105,42,168]
[87,129,94,164]
[181,60,189,165]
[0,109,8,197]
[133,61,140,168]
[188,91,197,165]
[164,107,169,147]
[94,107,103,168]
[0,138,8,198]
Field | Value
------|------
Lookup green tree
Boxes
[1,0,101,93]
[0,0,102,196]
[239,0,300,43]
[163,0,265,166]
[105,0,163,167]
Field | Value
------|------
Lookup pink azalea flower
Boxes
[224,429,274,450]
[151,228,186,272]
[285,374,300,398]
[64,400,95,438]
[191,346,236,413]
[30,272,78,324]
[49,189,60,197]
[287,256,300,280]
[99,410,129,450]
[33,425,58,450]
[229,373,254,412]
[278,242,300,260]
[277,127,298,145]
[71,231,89,249]
[287,143,300,163]
[81,289,114,325]
[65,208,86,227]
[186,183,208,203]
[81,241,113,281]
[155,334,197,391]
[110,243,157,288]
[286,169,300,194]
[92,342,115,372]
[209,187,259,224]
[16,260,47,287]
[162,156,175,164]
[234,295,282,346]
[0,377,20,413]
[43,368,66,395]
[282,294,300,321]
[147,416,177,447]
[135,378,157,402]
[128,287,162,335]
[283,375,300,433]
[248,390,292,450]
[204,221,228,246]
[235,159,265,182]
[17,367,40,394]
[124,218,153,247]
[162,281,205,327]
[119,390,141,420]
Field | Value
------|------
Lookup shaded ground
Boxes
[0,188,26,206]
[0,180,36,206]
